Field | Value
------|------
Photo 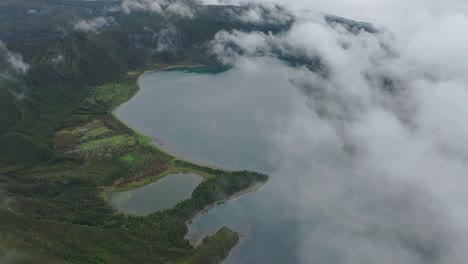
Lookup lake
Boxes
[114,58,314,263]
[108,173,203,215]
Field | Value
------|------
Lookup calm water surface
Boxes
[108,173,203,215]
[115,58,309,263]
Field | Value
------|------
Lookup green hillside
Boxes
[0,1,272,263]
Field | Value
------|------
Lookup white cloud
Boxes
[237,3,293,24]
[120,0,166,14]
[211,30,274,63]
[116,0,195,18]
[0,41,29,74]
[154,26,180,52]
[165,2,195,18]
[74,17,114,33]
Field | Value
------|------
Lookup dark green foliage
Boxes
[0,0,117,44]
[0,208,191,264]
[172,171,268,219]
[0,132,55,165]
[1,149,267,262]
[188,227,239,264]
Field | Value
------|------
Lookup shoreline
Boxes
[113,66,234,173]
[108,66,267,258]
[185,181,266,248]
[142,64,206,75]
[223,233,245,264]
[108,112,235,180]
[148,139,235,173]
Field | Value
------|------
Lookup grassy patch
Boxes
[86,82,138,110]
[120,154,135,164]
[81,126,112,142]
[77,135,137,153]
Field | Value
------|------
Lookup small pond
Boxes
[108,173,203,215]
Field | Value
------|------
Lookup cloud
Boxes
[228,2,293,25]
[115,0,195,18]
[203,1,468,263]
[200,0,468,34]
[74,17,114,33]
[165,2,195,18]
[120,0,166,14]
[153,26,180,52]
[0,41,29,74]
[210,30,275,63]
[27,9,38,15]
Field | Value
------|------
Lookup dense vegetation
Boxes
[0,1,271,263]
[0,58,268,263]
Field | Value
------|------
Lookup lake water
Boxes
[115,58,312,263]
[115,59,308,173]
[108,173,203,215]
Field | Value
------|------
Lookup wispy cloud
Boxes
[222,2,293,25]
[165,2,194,18]
[0,41,29,74]
[115,0,195,18]
[74,17,115,33]
[120,0,166,14]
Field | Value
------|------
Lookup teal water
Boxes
[108,173,203,215]
[115,60,303,173]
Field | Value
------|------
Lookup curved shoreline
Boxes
[185,181,266,247]
[113,67,235,173]
[108,67,268,256]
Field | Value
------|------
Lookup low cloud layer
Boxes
[226,2,293,25]
[203,1,468,263]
